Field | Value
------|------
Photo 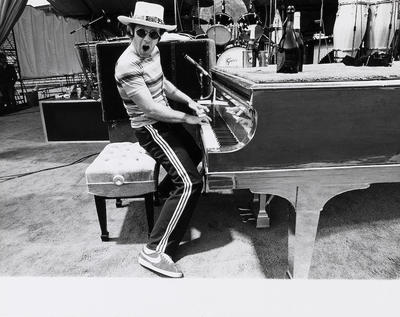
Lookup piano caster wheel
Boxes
[256,213,270,228]
[101,233,109,242]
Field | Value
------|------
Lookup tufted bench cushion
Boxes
[85,142,159,241]
[85,142,158,198]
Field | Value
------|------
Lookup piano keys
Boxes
[201,62,400,278]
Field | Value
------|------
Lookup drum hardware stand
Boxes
[316,0,333,63]
[213,0,216,32]
[191,0,202,35]
[391,28,400,60]
[350,0,360,58]
[174,0,178,26]
[317,0,325,62]
[266,0,275,62]
[385,0,397,52]
[271,9,283,64]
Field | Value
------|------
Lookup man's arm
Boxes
[163,79,209,116]
[130,87,210,125]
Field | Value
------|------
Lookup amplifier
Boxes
[40,99,109,142]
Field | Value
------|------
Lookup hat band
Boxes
[133,15,164,25]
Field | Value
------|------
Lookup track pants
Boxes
[135,122,203,256]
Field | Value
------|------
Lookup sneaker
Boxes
[138,246,183,278]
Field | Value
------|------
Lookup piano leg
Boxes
[286,183,369,278]
[253,193,271,228]
[287,207,321,279]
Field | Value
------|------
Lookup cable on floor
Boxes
[0,152,99,183]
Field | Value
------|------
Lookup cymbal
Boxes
[182,15,209,24]
[183,0,214,7]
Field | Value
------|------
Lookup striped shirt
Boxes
[115,43,169,128]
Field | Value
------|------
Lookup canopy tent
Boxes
[46,0,337,18]
[47,0,178,22]
[48,0,137,17]
[46,0,182,38]
[46,0,338,37]
[0,0,27,45]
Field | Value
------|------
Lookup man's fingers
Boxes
[199,104,210,112]
[200,115,212,124]
[196,112,211,124]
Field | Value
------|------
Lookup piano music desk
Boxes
[206,62,400,278]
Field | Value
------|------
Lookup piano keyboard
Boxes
[201,123,220,150]
[201,110,239,151]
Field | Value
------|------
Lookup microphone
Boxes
[183,54,212,79]
[102,9,111,23]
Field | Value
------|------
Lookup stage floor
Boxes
[0,107,400,280]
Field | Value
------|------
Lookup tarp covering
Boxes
[46,0,337,19]
[13,5,91,78]
[47,0,175,18]
[0,0,27,45]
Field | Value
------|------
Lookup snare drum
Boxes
[333,0,369,60]
[237,13,264,42]
[365,0,400,54]
[206,13,234,46]
[217,46,246,67]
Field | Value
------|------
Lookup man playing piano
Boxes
[115,1,211,278]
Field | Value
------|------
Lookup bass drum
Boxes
[364,0,400,54]
[333,0,369,60]
[206,13,234,46]
[237,13,264,42]
[217,46,246,67]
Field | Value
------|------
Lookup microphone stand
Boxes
[183,54,213,100]
[70,14,105,98]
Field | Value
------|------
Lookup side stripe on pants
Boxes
[144,125,193,253]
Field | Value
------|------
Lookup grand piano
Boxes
[200,62,400,278]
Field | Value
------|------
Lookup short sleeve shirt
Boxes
[115,44,168,128]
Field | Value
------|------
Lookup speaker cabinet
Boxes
[40,100,109,142]
[96,39,216,123]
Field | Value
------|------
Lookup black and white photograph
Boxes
[1,0,399,315]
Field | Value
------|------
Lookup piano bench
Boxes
[85,142,160,241]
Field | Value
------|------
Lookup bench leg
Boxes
[94,195,109,241]
[144,193,154,238]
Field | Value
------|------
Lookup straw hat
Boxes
[118,2,176,31]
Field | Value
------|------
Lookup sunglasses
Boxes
[135,29,161,40]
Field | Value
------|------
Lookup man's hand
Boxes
[184,113,212,125]
[187,100,210,116]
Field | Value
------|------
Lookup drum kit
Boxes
[333,0,400,60]
[179,0,266,66]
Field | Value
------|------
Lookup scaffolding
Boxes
[1,29,88,107]
[1,30,25,105]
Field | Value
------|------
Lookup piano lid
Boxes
[212,62,400,91]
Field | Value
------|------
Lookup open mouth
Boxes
[142,45,150,52]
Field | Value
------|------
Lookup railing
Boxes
[17,73,87,101]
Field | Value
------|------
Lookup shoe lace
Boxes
[160,252,174,265]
